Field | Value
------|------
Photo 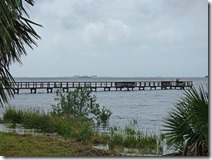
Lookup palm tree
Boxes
[0,0,41,106]
[163,85,208,156]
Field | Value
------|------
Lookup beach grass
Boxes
[0,107,163,156]
[2,107,94,142]
[0,132,119,156]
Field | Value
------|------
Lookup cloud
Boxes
[82,19,132,45]
[146,28,181,46]
[10,0,208,77]
[161,0,206,16]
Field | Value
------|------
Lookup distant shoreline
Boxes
[13,76,206,79]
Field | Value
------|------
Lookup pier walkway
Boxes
[8,80,193,94]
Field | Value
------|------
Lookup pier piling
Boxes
[7,80,193,94]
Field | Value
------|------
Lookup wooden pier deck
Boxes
[8,80,193,94]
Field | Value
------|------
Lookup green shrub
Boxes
[74,121,93,142]
[125,127,136,136]
[92,132,112,145]
[108,127,124,149]
[51,88,112,125]
[124,135,137,148]
[3,107,24,123]
[137,133,157,150]
[22,111,51,131]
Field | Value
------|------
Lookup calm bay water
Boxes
[0,77,208,134]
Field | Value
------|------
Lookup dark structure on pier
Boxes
[6,80,193,94]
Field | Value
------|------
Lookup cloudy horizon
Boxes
[10,0,208,77]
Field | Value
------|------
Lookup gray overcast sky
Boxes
[10,0,208,77]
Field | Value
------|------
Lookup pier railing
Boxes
[6,80,193,94]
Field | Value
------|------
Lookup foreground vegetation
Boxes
[0,107,162,156]
[0,88,162,156]
[163,86,208,156]
[2,108,94,142]
[51,88,112,126]
[0,132,119,156]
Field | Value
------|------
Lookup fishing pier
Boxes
[9,80,193,94]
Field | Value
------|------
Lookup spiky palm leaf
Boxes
[0,63,14,105]
[163,86,208,156]
[0,0,41,106]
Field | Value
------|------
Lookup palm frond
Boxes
[0,62,15,106]
[0,0,41,106]
[163,86,208,155]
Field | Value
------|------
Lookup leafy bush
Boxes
[51,88,112,125]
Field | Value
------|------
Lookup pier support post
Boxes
[90,87,97,92]
[104,87,111,91]
[30,88,36,94]
[13,89,19,94]
[62,88,69,92]
[139,87,145,90]
[47,88,53,93]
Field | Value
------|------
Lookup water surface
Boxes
[0,77,208,134]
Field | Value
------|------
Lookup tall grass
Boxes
[1,107,164,155]
[2,107,93,142]
[93,125,164,155]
